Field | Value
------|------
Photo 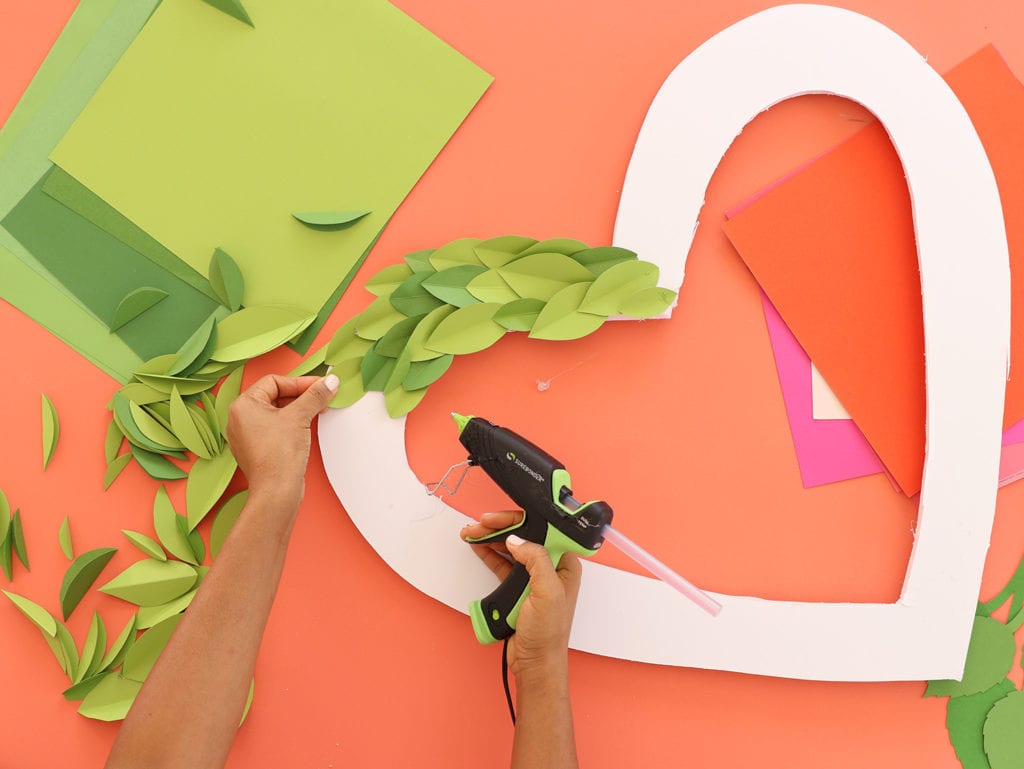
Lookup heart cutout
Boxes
[319,4,1010,681]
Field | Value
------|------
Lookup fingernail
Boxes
[324,375,340,392]
[506,534,525,547]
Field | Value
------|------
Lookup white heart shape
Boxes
[319,4,1010,681]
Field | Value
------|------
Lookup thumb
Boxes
[288,374,339,423]
[506,534,560,600]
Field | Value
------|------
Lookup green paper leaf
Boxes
[0,531,11,581]
[385,384,429,417]
[122,530,167,561]
[153,486,199,565]
[101,614,138,672]
[54,621,80,680]
[118,382,172,406]
[198,392,224,453]
[3,590,57,636]
[210,490,248,560]
[129,400,184,452]
[59,515,74,560]
[104,454,133,490]
[404,355,454,390]
[215,365,245,441]
[109,287,169,332]
[63,672,112,703]
[292,210,370,228]
[946,678,1015,769]
[325,316,372,365]
[104,419,125,465]
[498,253,595,301]
[134,371,217,396]
[191,360,238,380]
[516,238,589,258]
[200,0,255,27]
[354,295,411,340]
[122,613,184,683]
[361,347,397,391]
[241,678,255,725]
[473,235,539,268]
[60,547,118,620]
[178,515,206,564]
[11,510,28,571]
[388,273,445,318]
[211,306,316,363]
[529,282,606,341]
[403,249,435,274]
[328,357,366,409]
[208,248,245,311]
[383,349,413,394]
[376,314,427,358]
[168,314,219,377]
[493,298,546,332]
[130,445,187,481]
[618,286,677,318]
[984,689,1024,768]
[466,269,520,304]
[76,612,107,683]
[100,559,198,607]
[578,259,660,315]
[288,344,327,377]
[137,587,197,629]
[169,387,214,459]
[186,449,238,530]
[365,263,413,296]
[41,392,59,469]
[422,264,487,307]
[428,237,483,270]
[926,617,1016,698]
[78,673,142,722]
[405,305,455,361]
[424,303,505,355]
[570,246,638,275]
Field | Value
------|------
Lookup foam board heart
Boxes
[319,4,1010,680]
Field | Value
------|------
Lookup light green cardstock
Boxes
[52,0,492,319]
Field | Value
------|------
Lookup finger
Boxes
[556,552,582,613]
[469,543,514,581]
[286,375,340,423]
[245,375,324,406]
[505,535,561,600]
[479,510,524,529]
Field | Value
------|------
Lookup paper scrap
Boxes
[810,363,851,420]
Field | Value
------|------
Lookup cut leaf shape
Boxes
[578,259,659,315]
[983,689,1024,768]
[618,286,677,318]
[356,295,410,340]
[11,511,28,570]
[925,617,1015,697]
[186,449,238,530]
[422,265,487,307]
[404,355,454,390]
[211,306,316,362]
[178,516,206,563]
[466,269,520,304]
[428,237,483,270]
[64,673,111,703]
[60,548,118,620]
[0,528,11,581]
[200,0,254,27]
[498,253,595,301]
[198,393,224,453]
[403,249,435,274]
[3,590,57,636]
[361,348,397,391]
[529,282,606,341]
[208,248,245,311]
[134,354,179,376]
[945,678,1015,769]
[326,317,373,364]
[130,445,187,481]
[122,614,184,683]
[137,587,197,629]
[210,490,248,559]
[41,393,59,469]
[100,559,198,607]
[474,235,539,267]
[169,315,218,376]
[292,210,370,228]
[101,615,138,672]
[424,303,505,355]
[118,383,167,406]
[215,365,244,440]
[170,388,214,459]
[59,516,74,560]
[375,314,426,358]
[328,357,366,409]
[241,678,255,725]
[154,486,199,565]
[104,455,133,490]
[516,238,589,258]
[405,305,455,362]
[571,246,638,275]
[288,345,327,377]
[78,673,142,722]
[104,420,125,465]
[365,263,414,296]
[77,612,107,682]
[129,401,183,452]
[493,298,546,332]
[122,530,166,562]
[54,623,79,680]
[133,372,217,397]
[109,287,168,332]
[385,384,428,418]
[388,273,445,317]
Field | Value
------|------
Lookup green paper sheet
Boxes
[52,0,492,341]
[947,679,1016,769]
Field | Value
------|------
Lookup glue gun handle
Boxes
[469,562,532,644]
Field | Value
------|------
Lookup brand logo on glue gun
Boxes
[506,452,544,483]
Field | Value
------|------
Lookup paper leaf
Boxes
[168,315,218,377]
[137,587,197,629]
[63,672,112,703]
[424,303,505,355]
[153,486,199,565]
[292,210,370,229]
[353,295,409,341]
[198,392,224,453]
[361,347,397,391]
[383,349,413,393]
[135,354,180,376]
[618,286,677,318]
[241,678,255,725]
[385,384,428,418]
[946,678,1015,769]
[388,273,446,318]
[2,590,57,636]
[104,419,125,465]
[134,372,217,397]
[211,306,316,362]
[516,238,589,258]
[405,305,455,362]
[101,614,138,672]
[59,516,74,560]
[169,387,213,459]
[926,617,1015,697]
[76,612,107,683]
[55,622,80,680]
[578,259,659,315]
[328,357,366,409]
[60,548,118,620]
[109,287,169,332]
[128,401,183,452]
[200,0,254,27]
[493,298,546,332]
[365,263,414,297]
[210,490,248,560]
[122,613,184,683]
[474,235,540,267]
[186,450,237,530]
[466,269,520,304]
[422,265,488,307]
[130,445,187,481]
[325,317,373,365]
[529,282,606,341]
[11,510,28,570]
[498,253,595,301]
[0,528,11,581]
[178,515,206,564]
[984,689,1024,768]
[122,530,167,562]
[376,314,427,358]
[570,246,638,275]
[427,237,483,271]
[104,454,133,490]
[215,365,244,441]
[77,673,142,722]
[404,355,454,390]
[41,393,59,469]
[100,559,198,607]
[208,248,245,311]
[118,383,168,406]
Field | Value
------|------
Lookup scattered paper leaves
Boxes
[59,515,74,560]
[41,393,60,469]
[99,558,198,607]
[209,248,245,311]
[60,548,118,620]
[168,314,219,377]
[122,530,167,561]
[104,454,132,490]
[186,449,238,530]
[77,673,142,721]
[109,287,169,332]
[122,613,183,683]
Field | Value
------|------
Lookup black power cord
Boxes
[502,636,516,724]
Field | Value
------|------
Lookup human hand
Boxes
[226,374,339,515]
[461,511,582,681]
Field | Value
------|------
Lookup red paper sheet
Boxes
[723,46,1024,496]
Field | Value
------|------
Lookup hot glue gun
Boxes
[441,413,722,645]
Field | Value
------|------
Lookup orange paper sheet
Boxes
[723,46,1024,497]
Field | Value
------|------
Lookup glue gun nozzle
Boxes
[451,412,471,434]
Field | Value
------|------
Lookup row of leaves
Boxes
[0,491,29,581]
[315,235,678,417]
